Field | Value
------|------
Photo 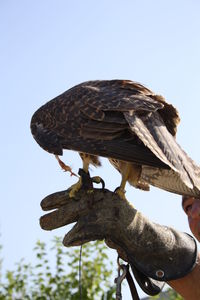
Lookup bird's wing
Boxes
[140,167,200,197]
[68,82,167,169]
[124,110,200,190]
[76,80,200,191]
[79,80,179,135]
[80,80,164,117]
[78,80,164,140]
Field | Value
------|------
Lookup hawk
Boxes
[30,80,200,198]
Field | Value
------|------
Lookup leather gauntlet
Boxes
[40,187,197,295]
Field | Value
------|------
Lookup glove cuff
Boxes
[130,263,165,296]
[127,230,197,282]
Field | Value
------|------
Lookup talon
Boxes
[114,186,127,201]
[68,168,96,198]
[55,155,78,177]
[69,177,82,198]
[91,176,105,189]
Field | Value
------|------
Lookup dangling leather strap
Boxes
[126,264,140,300]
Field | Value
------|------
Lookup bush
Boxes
[0,238,115,300]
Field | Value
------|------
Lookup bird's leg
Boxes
[69,154,105,197]
[115,175,128,200]
[115,164,143,200]
[82,157,90,173]
[68,156,90,198]
[55,155,78,177]
[79,153,105,186]
[115,163,132,200]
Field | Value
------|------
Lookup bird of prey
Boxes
[30,80,200,199]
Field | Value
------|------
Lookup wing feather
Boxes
[140,167,200,197]
[124,111,200,190]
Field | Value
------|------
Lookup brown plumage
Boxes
[30,80,200,198]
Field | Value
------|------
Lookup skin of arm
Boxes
[168,252,200,300]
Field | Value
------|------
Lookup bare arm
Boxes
[168,252,200,300]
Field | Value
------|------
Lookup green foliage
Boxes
[0,238,115,299]
[167,289,183,300]
[0,238,184,300]
[150,288,183,300]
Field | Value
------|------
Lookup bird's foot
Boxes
[55,155,78,177]
[69,177,83,198]
[68,169,93,198]
[114,186,127,201]
[68,171,105,198]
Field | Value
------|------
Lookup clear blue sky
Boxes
[1,1,200,298]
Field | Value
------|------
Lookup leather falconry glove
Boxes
[40,173,197,296]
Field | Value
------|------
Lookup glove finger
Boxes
[41,190,71,211]
[63,215,105,247]
[40,188,114,231]
[40,190,94,230]
[40,205,78,230]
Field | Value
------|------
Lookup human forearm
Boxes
[168,252,200,300]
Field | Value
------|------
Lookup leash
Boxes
[126,265,140,300]
[79,245,83,300]
[115,256,140,300]
[79,249,140,300]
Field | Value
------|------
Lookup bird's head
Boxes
[30,110,63,155]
